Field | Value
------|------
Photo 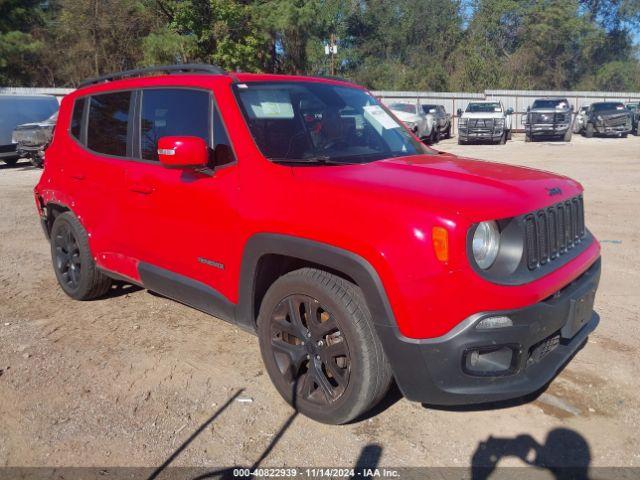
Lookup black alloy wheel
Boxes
[257,268,392,424]
[49,212,112,300]
[54,222,82,291]
[268,294,350,406]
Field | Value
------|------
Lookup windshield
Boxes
[388,103,418,114]
[532,99,568,109]
[593,102,625,112]
[234,82,429,164]
[466,103,501,113]
[626,104,638,111]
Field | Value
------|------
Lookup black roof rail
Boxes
[315,74,355,84]
[78,64,226,88]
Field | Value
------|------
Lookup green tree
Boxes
[142,0,265,72]
[35,0,155,86]
[0,0,45,86]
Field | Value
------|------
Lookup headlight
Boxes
[472,221,500,269]
[459,118,467,127]
[495,118,505,126]
[597,115,603,122]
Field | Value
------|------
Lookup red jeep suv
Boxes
[35,64,601,424]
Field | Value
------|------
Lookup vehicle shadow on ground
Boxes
[0,160,37,171]
[148,380,385,480]
[103,281,143,299]
[471,428,591,479]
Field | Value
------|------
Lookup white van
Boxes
[0,95,59,165]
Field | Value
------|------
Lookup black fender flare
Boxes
[236,233,433,397]
[236,233,397,331]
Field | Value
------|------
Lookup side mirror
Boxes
[506,107,514,115]
[158,136,208,168]
[457,108,463,117]
[527,106,531,112]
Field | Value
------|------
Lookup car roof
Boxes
[71,71,363,99]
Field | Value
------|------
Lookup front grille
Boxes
[524,195,586,270]
[468,118,495,128]
[530,112,568,124]
[604,115,629,127]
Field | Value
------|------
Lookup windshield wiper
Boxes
[270,156,358,165]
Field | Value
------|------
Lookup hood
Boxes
[595,109,630,118]
[530,108,569,113]
[461,111,504,119]
[390,109,421,123]
[292,153,581,222]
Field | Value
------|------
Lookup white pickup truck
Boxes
[457,101,513,145]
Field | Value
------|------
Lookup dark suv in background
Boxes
[583,102,632,138]
[524,98,573,142]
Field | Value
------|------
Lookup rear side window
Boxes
[140,89,210,161]
[87,92,132,157]
[70,98,85,141]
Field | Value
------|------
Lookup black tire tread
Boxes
[258,267,392,424]
[51,212,112,300]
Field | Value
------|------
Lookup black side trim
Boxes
[139,262,236,325]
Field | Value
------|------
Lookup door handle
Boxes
[129,182,155,194]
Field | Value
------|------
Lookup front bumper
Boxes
[594,124,631,135]
[458,127,504,141]
[379,257,601,405]
[526,124,570,136]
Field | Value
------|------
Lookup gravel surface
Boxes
[1,133,639,471]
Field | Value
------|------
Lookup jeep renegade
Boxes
[35,64,601,424]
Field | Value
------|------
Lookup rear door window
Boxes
[140,88,210,162]
[87,92,132,157]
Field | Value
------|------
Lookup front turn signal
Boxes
[432,226,449,263]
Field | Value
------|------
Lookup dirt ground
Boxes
[1,133,639,474]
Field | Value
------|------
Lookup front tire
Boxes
[428,128,437,145]
[585,123,594,138]
[444,124,452,139]
[563,129,572,142]
[498,131,506,144]
[50,212,112,300]
[258,268,392,424]
[3,157,19,167]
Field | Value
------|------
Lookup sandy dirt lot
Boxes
[1,134,639,475]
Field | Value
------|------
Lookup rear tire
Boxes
[50,212,112,300]
[585,123,594,138]
[257,268,392,424]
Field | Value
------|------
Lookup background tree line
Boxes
[1,0,639,91]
